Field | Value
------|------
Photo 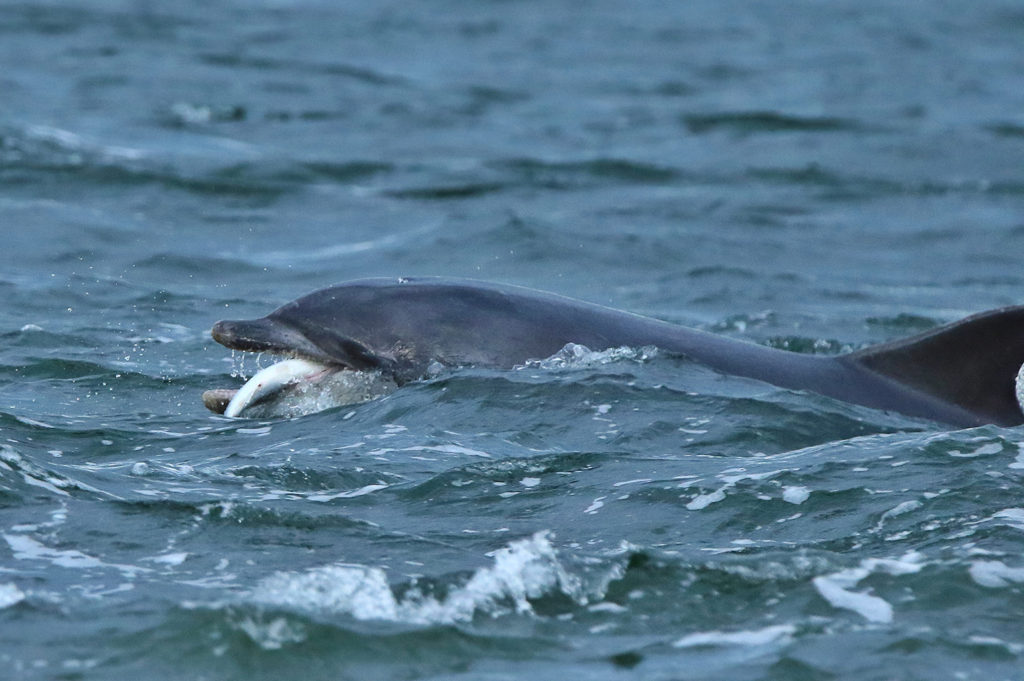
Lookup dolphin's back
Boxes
[565,292,1024,428]
[560,293,1024,427]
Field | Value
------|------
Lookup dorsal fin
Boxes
[845,306,1024,427]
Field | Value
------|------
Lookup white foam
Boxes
[967,635,1024,655]
[812,554,923,623]
[588,601,628,613]
[0,446,71,497]
[966,508,1024,536]
[148,552,189,566]
[521,343,657,370]
[254,564,398,620]
[948,439,1005,458]
[782,486,810,504]
[0,583,25,609]
[875,499,923,531]
[4,533,147,576]
[813,574,892,623]
[26,124,145,160]
[235,426,272,436]
[236,616,307,650]
[250,531,581,624]
[686,488,726,510]
[5,534,103,570]
[306,483,389,502]
[1010,444,1024,470]
[349,443,492,461]
[686,469,782,510]
[991,508,1024,531]
[673,624,796,649]
[969,560,1024,588]
[419,444,491,458]
[18,472,70,497]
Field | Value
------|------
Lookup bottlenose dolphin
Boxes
[204,277,1024,427]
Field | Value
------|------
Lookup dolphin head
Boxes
[204,283,417,417]
[202,276,601,418]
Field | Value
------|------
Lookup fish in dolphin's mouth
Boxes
[203,358,328,417]
[204,319,398,419]
[202,357,398,418]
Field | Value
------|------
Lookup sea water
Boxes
[2,1,1024,679]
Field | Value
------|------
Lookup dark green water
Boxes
[2,1,1024,679]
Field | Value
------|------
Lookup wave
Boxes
[493,158,681,186]
[682,111,865,135]
[196,53,405,86]
[747,163,1024,198]
[0,444,112,501]
[0,124,394,199]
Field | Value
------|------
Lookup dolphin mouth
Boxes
[203,353,399,419]
[205,317,397,418]
[205,318,343,416]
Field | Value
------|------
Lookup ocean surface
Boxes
[2,1,1024,679]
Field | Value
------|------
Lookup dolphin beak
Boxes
[211,318,284,353]
[210,316,338,364]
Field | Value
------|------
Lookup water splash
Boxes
[521,343,658,370]
[248,531,585,626]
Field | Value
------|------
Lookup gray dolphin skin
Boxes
[205,277,1024,427]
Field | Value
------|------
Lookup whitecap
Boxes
[236,616,308,651]
[0,583,25,609]
[813,573,893,623]
[673,624,796,649]
[969,560,1024,588]
[249,531,583,625]
[4,533,148,576]
[306,483,389,502]
[991,508,1024,531]
[782,486,810,504]
[812,554,924,623]
[521,343,658,370]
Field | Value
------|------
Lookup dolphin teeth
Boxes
[224,358,331,418]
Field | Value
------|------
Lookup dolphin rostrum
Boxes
[204,277,1024,427]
